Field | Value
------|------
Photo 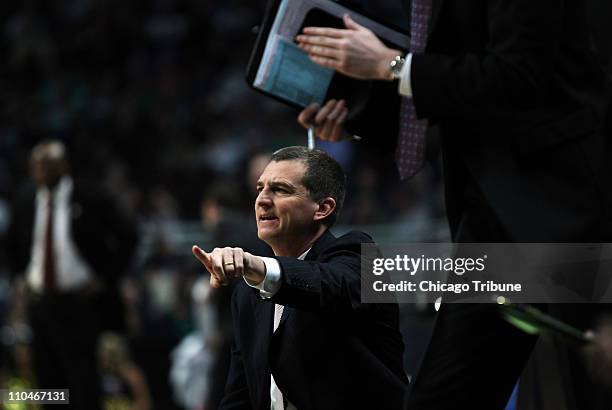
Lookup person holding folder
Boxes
[296,1,612,409]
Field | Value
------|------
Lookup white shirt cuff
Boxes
[398,52,413,97]
[244,256,282,298]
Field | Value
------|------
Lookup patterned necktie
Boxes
[396,0,433,180]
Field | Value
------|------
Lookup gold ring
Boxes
[224,262,235,266]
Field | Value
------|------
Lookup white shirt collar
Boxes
[298,248,311,260]
[37,175,73,201]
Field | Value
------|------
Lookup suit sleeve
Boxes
[411,0,566,121]
[269,232,373,312]
[219,291,253,410]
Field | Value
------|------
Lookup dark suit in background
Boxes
[409,1,611,409]
[588,0,612,153]
[7,179,138,409]
[220,230,408,410]
[339,0,612,409]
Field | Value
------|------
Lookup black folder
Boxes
[246,0,410,115]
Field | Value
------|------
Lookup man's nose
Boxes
[256,190,272,208]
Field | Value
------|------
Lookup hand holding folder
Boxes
[296,13,402,81]
[246,0,409,110]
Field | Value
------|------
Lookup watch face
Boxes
[391,56,404,79]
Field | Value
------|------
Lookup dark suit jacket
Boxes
[220,230,408,410]
[340,3,612,409]
[349,0,612,242]
[7,179,138,330]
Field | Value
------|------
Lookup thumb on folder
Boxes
[343,14,365,31]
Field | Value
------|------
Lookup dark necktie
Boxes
[396,0,433,180]
[43,196,56,292]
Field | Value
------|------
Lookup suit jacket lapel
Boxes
[252,292,274,341]
[251,290,274,407]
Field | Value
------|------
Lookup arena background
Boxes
[0,1,609,409]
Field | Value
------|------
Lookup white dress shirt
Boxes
[244,249,310,410]
[398,53,414,97]
[27,176,94,292]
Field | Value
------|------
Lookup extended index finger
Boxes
[192,246,213,271]
[302,27,348,38]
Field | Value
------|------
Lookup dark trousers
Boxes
[404,181,612,410]
[29,292,101,410]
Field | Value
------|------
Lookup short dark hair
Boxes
[270,146,346,226]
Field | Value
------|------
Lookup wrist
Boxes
[244,255,266,284]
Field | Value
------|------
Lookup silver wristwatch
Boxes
[389,54,405,81]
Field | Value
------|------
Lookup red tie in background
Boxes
[43,195,56,292]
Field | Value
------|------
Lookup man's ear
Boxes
[313,197,336,222]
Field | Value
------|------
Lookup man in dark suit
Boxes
[7,140,138,410]
[295,1,612,409]
[192,146,408,410]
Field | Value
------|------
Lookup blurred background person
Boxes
[6,140,138,410]
[98,332,151,410]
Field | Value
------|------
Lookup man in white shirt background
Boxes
[7,140,138,410]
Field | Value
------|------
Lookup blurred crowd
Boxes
[0,1,447,409]
[0,0,445,224]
